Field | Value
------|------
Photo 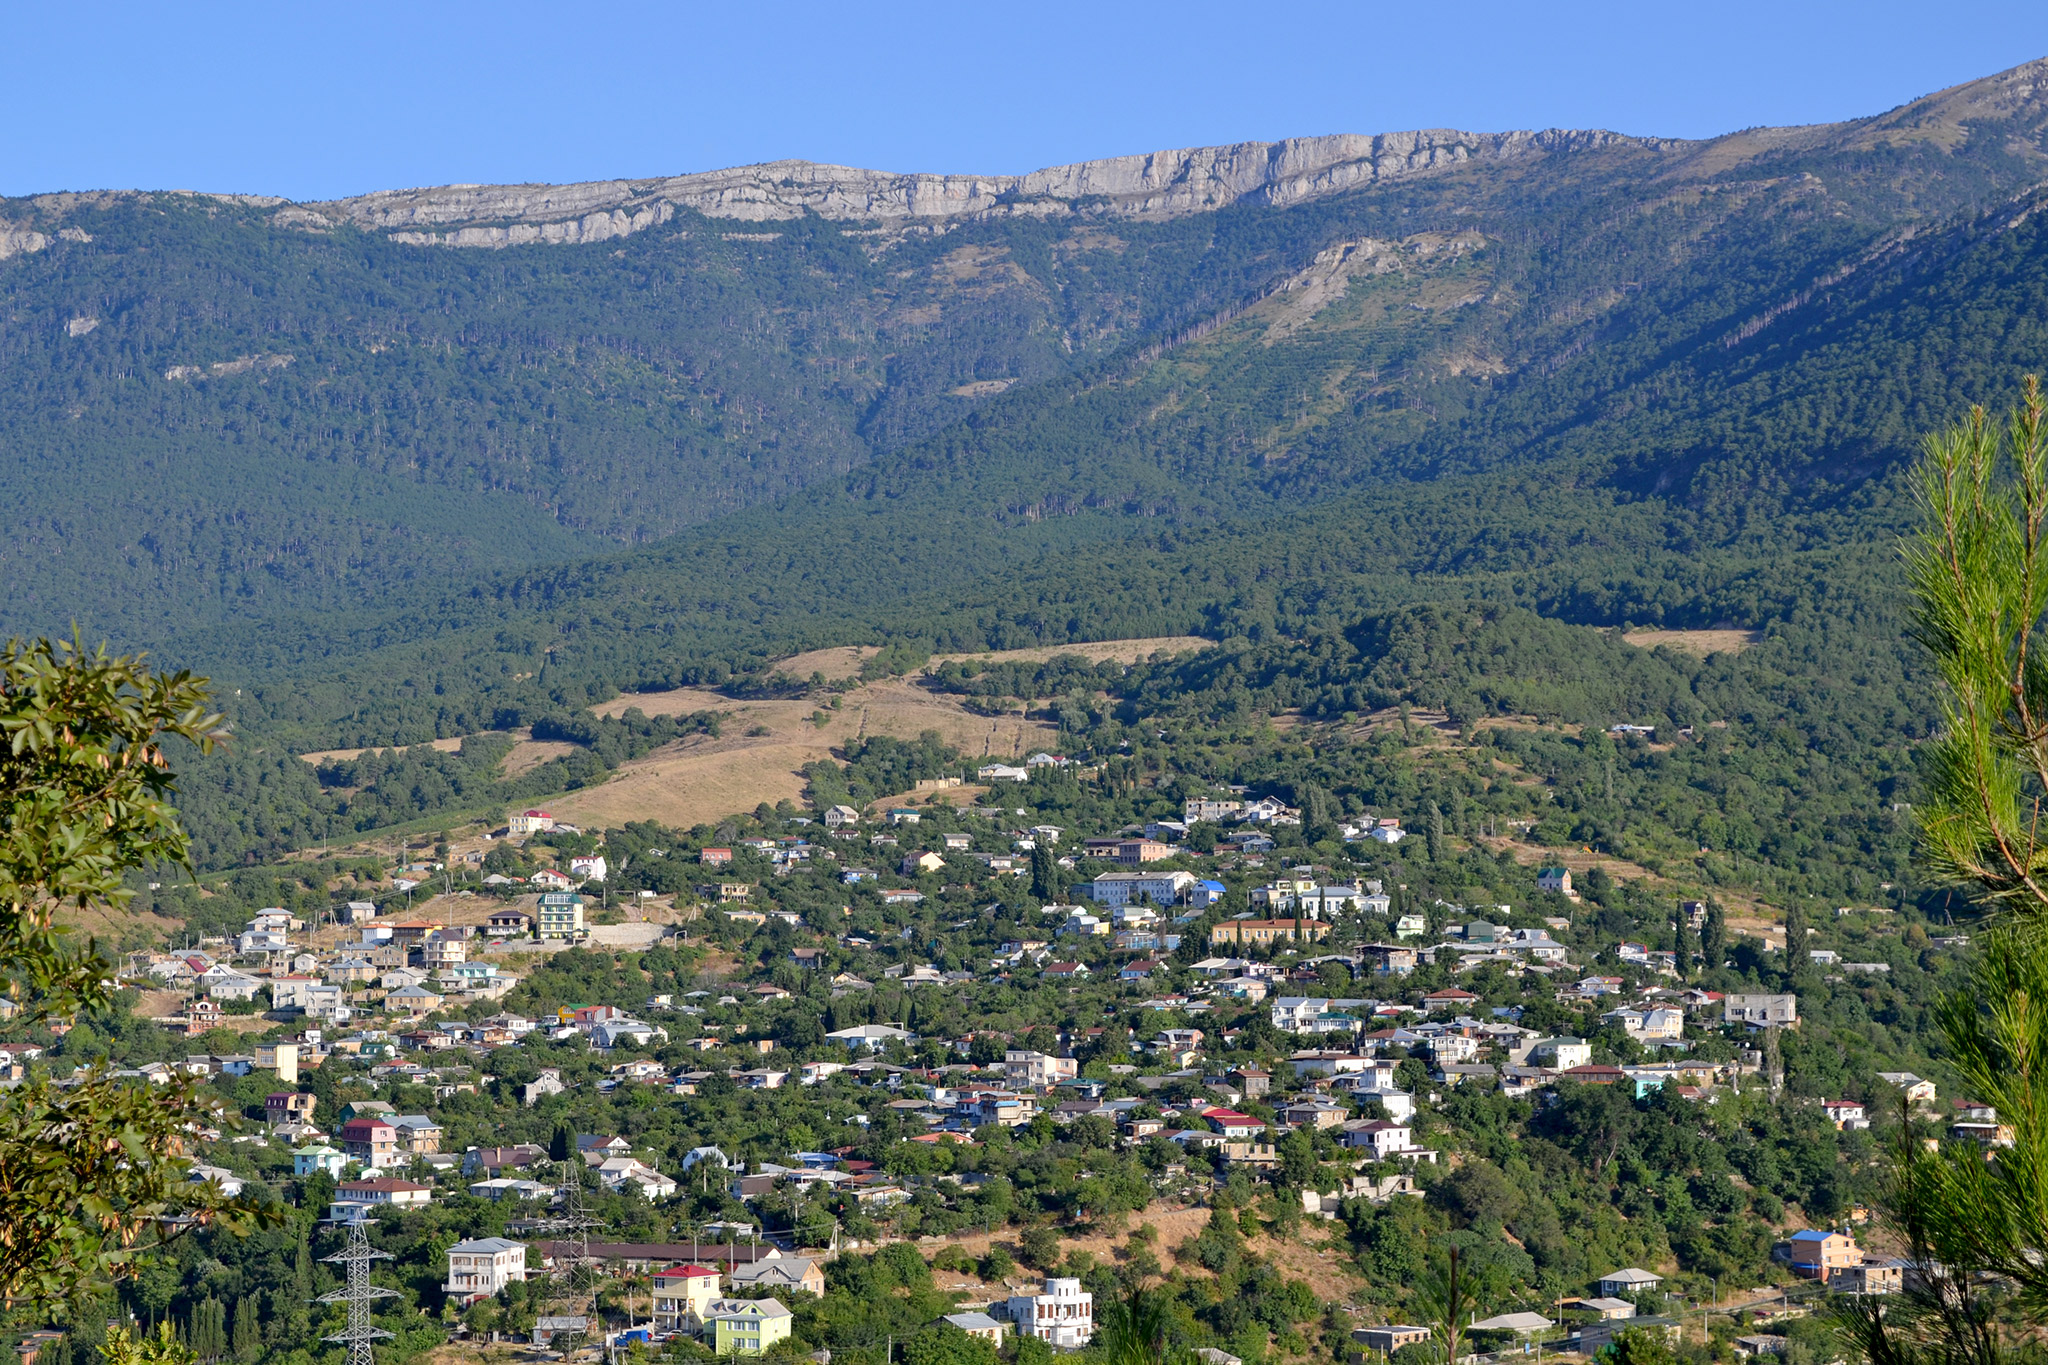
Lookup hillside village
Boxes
[7,743,1979,1365]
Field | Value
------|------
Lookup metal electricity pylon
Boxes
[319,1222,397,1365]
[546,1158,606,1299]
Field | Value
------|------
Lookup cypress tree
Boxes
[191,1298,226,1361]
[549,1121,574,1163]
[1303,785,1336,844]
[292,1226,313,1300]
[1673,904,1696,980]
[1030,843,1060,903]
[231,1296,259,1363]
[1702,900,1728,969]
[1426,803,1444,861]
[1782,903,1812,992]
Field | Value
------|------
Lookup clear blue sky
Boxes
[4,1,2045,201]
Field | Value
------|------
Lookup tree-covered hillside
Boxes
[3,59,2046,655]
[164,164,2048,758]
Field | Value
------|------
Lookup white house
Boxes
[201,968,264,1002]
[826,1023,916,1051]
[1270,997,1331,1032]
[446,1238,528,1305]
[680,1146,730,1172]
[1006,1278,1094,1348]
[590,1018,668,1050]
[1005,1050,1078,1090]
[1724,993,1799,1026]
[1597,1268,1663,1297]
[293,1144,347,1177]
[330,1178,432,1225]
[1346,1087,1417,1122]
[1338,1119,1434,1162]
[1529,1037,1592,1069]
[468,1177,557,1202]
[1085,871,1197,907]
[188,1165,246,1197]
[270,976,325,1011]
[509,810,556,836]
[597,1157,678,1199]
[1508,930,1570,962]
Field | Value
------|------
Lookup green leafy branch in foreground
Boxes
[1831,929,2036,1365]
[0,637,272,1312]
[1905,376,2048,918]
[0,635,225,1018]
[1843,382,2048,1365]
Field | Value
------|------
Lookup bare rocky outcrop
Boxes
[0,224,50,261]
[164,354,295,382]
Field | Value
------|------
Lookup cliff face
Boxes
[6,58,2041,254]
[277,128,1675,246]
[264,56,2048,249]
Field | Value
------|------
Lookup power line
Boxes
[318,1223,397,1365]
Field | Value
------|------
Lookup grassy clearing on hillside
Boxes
[296,736,464,764]
[1623,628,1764,655]
[545,638,1208,830]
[928,636,1215,669]
[559,675,1055,830]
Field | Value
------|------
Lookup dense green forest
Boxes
[111,104,2047,769]
[1,60,2044,678]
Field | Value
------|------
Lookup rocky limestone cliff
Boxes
[269,56,2048,251]
[6,57,2045,256]
[279,127,1675,247]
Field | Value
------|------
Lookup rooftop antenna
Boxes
[319,1222,396,1365]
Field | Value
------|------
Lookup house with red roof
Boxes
[652,1264,721,1331]
[1203,1108,1265,1139]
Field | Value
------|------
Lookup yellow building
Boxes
[1207,918,1333,947]
[710,1297,793,1354]
[536,893,587,940]
[651,1264,721,1333]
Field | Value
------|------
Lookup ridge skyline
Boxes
[12,54,2046,244]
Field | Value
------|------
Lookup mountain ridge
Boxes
[113,55,2048,251]
[274,128,1673,245]
[5,57,2044,258]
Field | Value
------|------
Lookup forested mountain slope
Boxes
[136,59,2048,754]
[3,58,2045,651]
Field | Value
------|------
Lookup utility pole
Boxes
[319,1223,396,1365]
